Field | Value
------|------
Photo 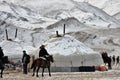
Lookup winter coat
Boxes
[39,48,49,57]
[22,53,30,64]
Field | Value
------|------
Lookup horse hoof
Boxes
[36,75,39,77]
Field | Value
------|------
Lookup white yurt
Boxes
[32,35,103,71]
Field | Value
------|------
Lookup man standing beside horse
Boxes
[22,50,30,74]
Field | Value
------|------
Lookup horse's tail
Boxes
[31,60,36,69]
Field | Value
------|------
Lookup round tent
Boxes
[32,35,103,68]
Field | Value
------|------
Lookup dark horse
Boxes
[101,52,112,69]
[31,55,54,77]
[0,56,9,78]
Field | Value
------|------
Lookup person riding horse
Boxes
[39,45,50,62]
[0,47,4,62]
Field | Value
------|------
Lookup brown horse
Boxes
[101,51,112,69]
[31,55,54,77]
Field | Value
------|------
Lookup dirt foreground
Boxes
[1,69,120,80]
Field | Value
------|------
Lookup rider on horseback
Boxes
[39,45,50,61]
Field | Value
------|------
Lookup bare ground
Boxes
[1,66,120,80]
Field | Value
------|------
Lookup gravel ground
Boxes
[1,69,120,80]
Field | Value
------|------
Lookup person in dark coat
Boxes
[39,45,49,60]
[112,55,115,65]
[0,47,4,61]
[22,50,29,74]
[116,56,119,65]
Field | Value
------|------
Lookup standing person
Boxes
[22,50,30,74]
[112,55,115,65]
[39,45,49,60]
[0,47,4,61]
[116,56,119,65]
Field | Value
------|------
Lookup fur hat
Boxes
[40,45,45,48]
[23,50,26,53]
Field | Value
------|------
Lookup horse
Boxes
[0,56,9,78]
[31,55,54,77]
[101,52,112,69]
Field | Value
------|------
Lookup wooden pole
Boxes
[63,24,65,36]
[5,29,8,40]
[56,31,59,37]
[15,28,18,38]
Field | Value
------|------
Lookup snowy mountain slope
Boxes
[14,0,75,17]
[0,0,120,30]
[0,1,58,30]
[113,12,120,20]
[4,0,120,27]
[47,17,89,34]
[0,24,52,57]
[1,0,120,18]
[99,0,120,16]
[70,9,111,28]
[74,0,120,16]
[72,2,120,26]
[69,28,120,56]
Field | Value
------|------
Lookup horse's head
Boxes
[48,55,54,63]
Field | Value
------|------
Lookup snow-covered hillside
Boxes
[74,0,120,16]
[0,0,119,29]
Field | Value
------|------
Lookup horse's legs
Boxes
[108,62,112,69]
[42,67,45,77]
[105,63,106,65]
[0,70,2,78]
[32,66,36,76]
[36,67,40,77]
[48,66,51,77]
[1,68,4,78]
[108,57,112,69]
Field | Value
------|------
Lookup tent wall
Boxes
[51,54,103,67]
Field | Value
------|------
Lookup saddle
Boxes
[39,55,49,61]
[39,57,46,60]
